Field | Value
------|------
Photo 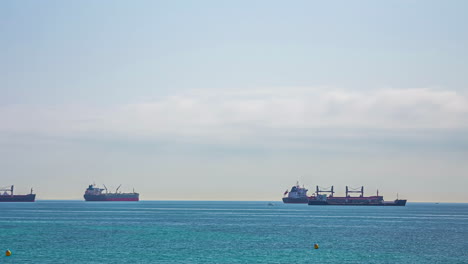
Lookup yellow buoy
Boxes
[6,249,12,256]
[314,243,319,249]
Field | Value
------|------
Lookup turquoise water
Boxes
[0,201,467,263]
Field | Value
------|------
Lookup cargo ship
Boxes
[282,182,312,203]
[0,185,36,202]
[84,184,139,201]
[307,186,407,206]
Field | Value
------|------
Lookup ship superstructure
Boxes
[282,182,311,203]
[84,184,139,201]
[308,186,406,206]
[0,185,36,202]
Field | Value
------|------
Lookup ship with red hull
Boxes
[307,186,407,206]
[0,185,36,202]
[84,184,139,202]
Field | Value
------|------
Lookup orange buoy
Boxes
[314,243,319,249]
[5,249,12,256]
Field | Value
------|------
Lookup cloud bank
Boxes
[1,87,467,143]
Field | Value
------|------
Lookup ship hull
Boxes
[282,197,309,204]
[84,194,139,202]
[0,194,36,202]
[307,200,328,205]
[308,199,407,206]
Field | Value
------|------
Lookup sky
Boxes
[1,0,467,202]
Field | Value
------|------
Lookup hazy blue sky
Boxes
[1,0,467,201]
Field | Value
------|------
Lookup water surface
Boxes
[0,201,467,263]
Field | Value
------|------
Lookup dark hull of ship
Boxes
[0,194,36,202]
[308,199,407,206]
[282,197,309,204]
[84,194,139,202]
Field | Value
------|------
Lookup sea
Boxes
[0,201,467,263]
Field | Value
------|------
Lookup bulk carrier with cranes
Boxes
[282,182,407,206]
[307,186,407,206]
[84,184,139,201]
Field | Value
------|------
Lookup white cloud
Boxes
[1,87,467,143]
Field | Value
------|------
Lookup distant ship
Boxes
[308,186,407,206]
[282,182,311,203]
[84,184,139,202]
[0,185,36,202]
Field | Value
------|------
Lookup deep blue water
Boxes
[0,201,467,263]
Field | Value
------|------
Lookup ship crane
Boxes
[346,186,364,197]
[316,186,335,197]
[116,184,122,193]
